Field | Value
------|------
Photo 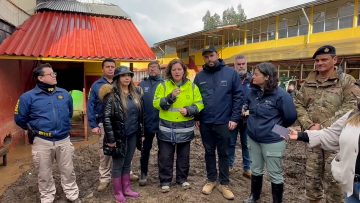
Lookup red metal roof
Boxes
[0,11,155,60]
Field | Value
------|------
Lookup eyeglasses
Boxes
[42,72,57,77]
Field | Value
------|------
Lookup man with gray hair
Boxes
[228,55,251,178]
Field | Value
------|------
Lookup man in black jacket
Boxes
[138,61,163,186]
[194,47,243,200]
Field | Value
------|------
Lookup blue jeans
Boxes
[228,122,251,171]
[346,182,360,203]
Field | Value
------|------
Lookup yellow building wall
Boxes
[84,61,151,76]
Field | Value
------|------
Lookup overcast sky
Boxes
[104,0,313,46]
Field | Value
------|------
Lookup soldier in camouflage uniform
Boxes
[295,45,357,203]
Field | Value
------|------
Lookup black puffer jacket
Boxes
[99,84,143,145]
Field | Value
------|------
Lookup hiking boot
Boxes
[243,170,252,179]
[217,184,235,200]
[70,198,82,203]
[97,181,110,192]
[161,185,170,193]
[202,182,216,195]
[182,182,191,190]
[138,173,147,186]
[130,171,139,181]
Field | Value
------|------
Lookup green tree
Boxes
[203,4,247,29]
[202,10,222,30]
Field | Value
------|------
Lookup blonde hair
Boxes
[346,111,360,127]
[116,79,142,116]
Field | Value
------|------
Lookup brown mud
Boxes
[0,134,307,203]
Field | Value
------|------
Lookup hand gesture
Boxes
[172,88,181,98]
[179,108,187,116]
[107,142,116,147]
[91,127,101,135]
[228,121,237,131]
[288,128,298,140]
[195,121,200,129]
[309,123,321,130]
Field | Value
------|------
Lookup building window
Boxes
[225,30,241,47]
[299,16,309,35]
[252,21,260,43]
[313,11,325,33]
[268,18,276,40]
[246,22,253,44]
[190,38,204,53]
[287,18,298,37]
[165,42,176,55]
[325,7,338,31]
[260,19,268,42]
[338,2,354,29]
[278,11,309,39]
[278,18,287,38]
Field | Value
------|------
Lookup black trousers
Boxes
[157,139,191,185]
[140,132,156,175]
[200,123,231,185]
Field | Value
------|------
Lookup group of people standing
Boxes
[14,44,360,203]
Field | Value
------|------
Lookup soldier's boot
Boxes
[271,182,283,203]
[243,175,263,203]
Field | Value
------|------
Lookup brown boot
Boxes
[217,184,235,200]
[243,170,252,179]
[202,182,216,195]
[97,181,110,192]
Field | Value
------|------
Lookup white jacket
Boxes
[306,110,360,197]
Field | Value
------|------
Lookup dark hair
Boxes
[148,61,160,69]
[253,62,278,94]
[102,58,116,68]
[165,59,188,82]
[32,63,52,79]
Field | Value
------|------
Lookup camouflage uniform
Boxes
[295,69,357,203]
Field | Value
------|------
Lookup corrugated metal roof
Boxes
[0,11,155,60]
[36,0,130,19]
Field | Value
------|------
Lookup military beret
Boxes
[202,46,217,56]
[312,45,336,59]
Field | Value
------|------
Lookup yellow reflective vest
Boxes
[153,79,204,122]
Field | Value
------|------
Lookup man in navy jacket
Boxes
[15,63,80,203]
[194,47,243,200]
[138,61,163,186]
[87,58,115,191]
[228,55,252,179]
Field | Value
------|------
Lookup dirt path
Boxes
[0,135,307,203]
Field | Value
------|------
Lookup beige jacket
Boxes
[306,110,360,197]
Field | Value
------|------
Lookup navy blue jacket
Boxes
[87,77,112,129]
[140,76,163,134]
[194,59,243,124]
[246,87,297,144]
[15,86,73,141]
[240,72,252,102]
[239,72,252,123]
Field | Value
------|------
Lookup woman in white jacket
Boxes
[289,99,360,203]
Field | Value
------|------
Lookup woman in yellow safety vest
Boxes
[153,59,204,192]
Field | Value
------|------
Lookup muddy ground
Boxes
[0,134,307,203]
